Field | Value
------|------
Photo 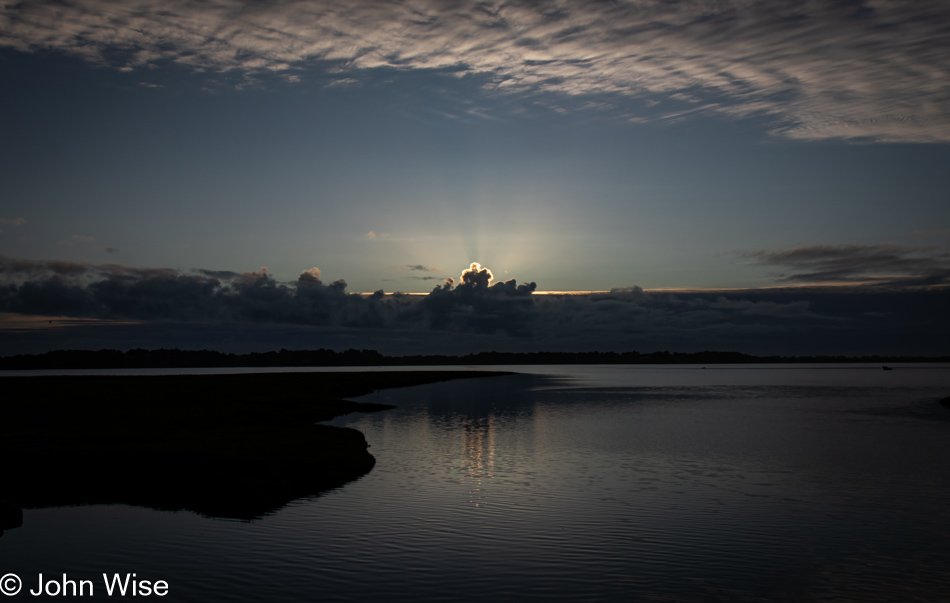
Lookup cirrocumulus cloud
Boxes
[1,0,948,142]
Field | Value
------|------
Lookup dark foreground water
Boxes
[2,364,949,601]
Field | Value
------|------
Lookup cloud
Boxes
[2,1,949,142]
[459,262,493,288]
[529,285,950,356]
[403,262,538,335]
[324,78,358,88]
[403,265,442,280]
[196,268,242,280]
[0,257,542,336]
[910,229,950,239]
[0,217,26,231]
[740,243,950,286]
[365,231,389,239]
[0,258,427,330]
[0,257,94,279]
[0,255,947,356]
[298,266,322,283]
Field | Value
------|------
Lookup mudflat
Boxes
[2,371,508,520]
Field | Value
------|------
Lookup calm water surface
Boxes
[2,364,949,601]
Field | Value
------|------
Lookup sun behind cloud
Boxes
[460,262,494,288]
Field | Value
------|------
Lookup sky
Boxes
[1,0,949,356]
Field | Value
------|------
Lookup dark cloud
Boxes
[741,244,950,286]
[460,262,494,289]
[0,256,93,278]
[405,265,443,281]
[2,1,948,141]
[411,264,537,336]
[196,269,242,280]
[0,256,947,356]
[525,285,949,356]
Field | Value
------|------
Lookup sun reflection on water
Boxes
[460,416,496,507]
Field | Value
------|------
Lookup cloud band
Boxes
[2,1,949,142]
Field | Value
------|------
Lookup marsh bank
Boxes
[1,371,509,520]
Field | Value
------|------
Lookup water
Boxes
[2,364,949,601]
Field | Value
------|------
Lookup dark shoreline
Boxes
[2,348,948,371]
[1,371,509,524]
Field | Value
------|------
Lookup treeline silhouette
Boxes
[1,348,947,370]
